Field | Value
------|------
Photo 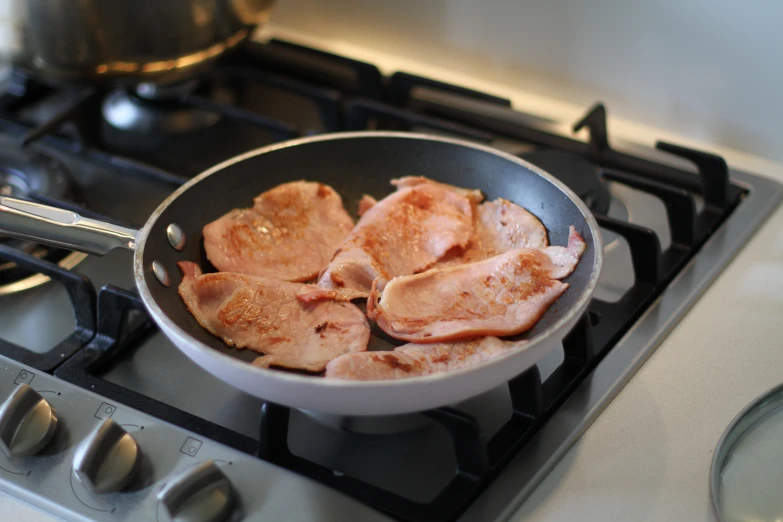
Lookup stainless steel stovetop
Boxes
[0,39,781,522]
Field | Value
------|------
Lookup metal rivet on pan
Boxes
[166,223,186,251]
[152,261,170,287]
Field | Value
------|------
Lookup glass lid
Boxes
[711,382,783,522]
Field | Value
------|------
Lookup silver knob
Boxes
[0,384,58,458]
[158,460,235,522]
[73,418,140,494]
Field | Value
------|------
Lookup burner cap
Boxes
[102,80,231,135]
[519,149,610,215]
[0,169,30,197]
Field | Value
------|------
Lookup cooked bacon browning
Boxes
[188,176,588,380]
[389,178,548,265]
[298,183,475,302]
[357,194,377,217]
[368,227,586,342]
[325,337,527,380]
[391,176,484,204]
[453,198,548,263]
[177,261,369,372]
[203,181,354,282]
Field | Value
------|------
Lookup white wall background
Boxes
[273,0,783,163]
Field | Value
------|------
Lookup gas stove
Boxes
[0,38,780,522]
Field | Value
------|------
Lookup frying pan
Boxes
[0,132,603,416]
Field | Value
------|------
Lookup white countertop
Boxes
[3,27,783,522]
[513,201,783,522]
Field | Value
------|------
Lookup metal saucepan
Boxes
[0,132,603,416]
[0,0,276,85]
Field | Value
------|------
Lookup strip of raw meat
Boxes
[298,183,475,302]
[325,337,527,380]
[391,176,484,204]
[358,194,377,217]
[177,262,370,372]
[368,226,586,342]
[439,198,548,266]
[203,181,354,282]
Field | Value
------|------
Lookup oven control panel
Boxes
[0,357,388,522]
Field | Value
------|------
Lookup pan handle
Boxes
[0,197,139,255]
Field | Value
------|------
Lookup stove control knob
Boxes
[158,460,235,522]
[73,418,140,494]
[0,384,58,457]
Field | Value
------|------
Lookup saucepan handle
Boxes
[0,196,139,256]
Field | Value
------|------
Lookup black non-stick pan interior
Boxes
[141,134,597,361]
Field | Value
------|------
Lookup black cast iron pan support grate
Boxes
[573,103,610,158]
[257,313,598,522]
[209,66,344,132]
[220,39,385,132]
[343,98,494,143]
[227,39,384,99]
[0,113,188,188]
[17,88,100,148]
[258,402,490,522]
[573,103,734,214]
[602,169,698,248]
[182,92,300,140]
[385,72,512,109]
[54,285,257,454]
[576,103,737,205]
[0,244,96,371]
[400,89,743,205]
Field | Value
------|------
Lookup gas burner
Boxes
[520,149,611,214]
[0,143,86,295]
[102,79,231,134]
[0,144,72,201]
